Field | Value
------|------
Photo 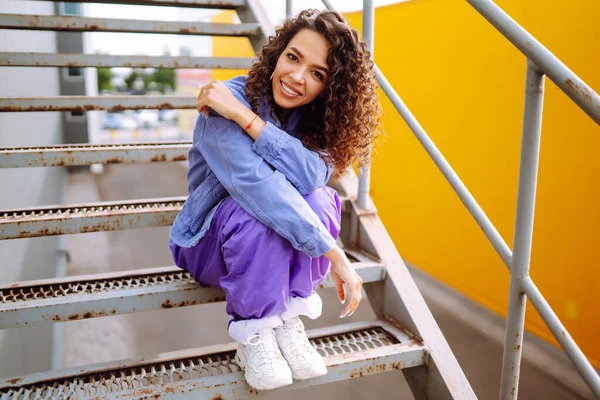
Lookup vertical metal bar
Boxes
[286,0,292,18]
[521,277,600,397]
[358,0,375,210]
[500,60,545,400]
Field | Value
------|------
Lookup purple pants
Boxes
[169,186,341,321]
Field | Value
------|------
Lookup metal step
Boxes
[0,320,426,399]
[0,142,191,168]
[0,197,185,240]
[0,14,260,37]
[0,96,196,113]
[0,251,383,329]
[28,0,246,9]
[0,52,255,69]
[0,195,352,240]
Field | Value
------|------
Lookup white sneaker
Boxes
[235,328,293,391]
[274,317,328,380]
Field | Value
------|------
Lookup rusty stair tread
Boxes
[0,319,426,399]
[0,255,384,329]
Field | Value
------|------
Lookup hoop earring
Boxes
[270,72,274,80]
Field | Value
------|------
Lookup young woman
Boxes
[169,9,380,391]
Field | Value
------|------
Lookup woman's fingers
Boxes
[197,85,210,115]
[331,270,346,304]
[340,279,362,318]
[338,270,363,318]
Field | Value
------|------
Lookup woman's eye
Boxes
[287,53,298,62]
[313,71,324,81]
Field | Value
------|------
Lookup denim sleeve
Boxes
[252,122,333,195]
[196,114,336,258]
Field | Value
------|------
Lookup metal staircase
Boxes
[1,0,598,399]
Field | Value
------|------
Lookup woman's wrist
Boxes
[233,104,256,128]
[324,245,345,263]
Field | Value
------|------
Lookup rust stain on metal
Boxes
[68,313,79,320]
[83,311,93,319]
[151,154,167,162]
[350,368,363,379]
[106,156,125,164]
[173,155,188,161]
[565,79,578,91]
[179,27,197,34]
[162,299,173,309]
[7,377,22,385]
[514,344,521,351]
[52,315,61,321]
[212,396,224,400]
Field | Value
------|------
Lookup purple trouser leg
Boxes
[169,186,341,322]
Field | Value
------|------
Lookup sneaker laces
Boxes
[246,329,285,371]
[279,319,315,363]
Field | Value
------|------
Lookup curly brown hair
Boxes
[246,9,381,175]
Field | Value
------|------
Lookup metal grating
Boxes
[29,0,247,9]
[0,268,193,304]
[0,15,260,37]
[0,328,398,399]
[0,141,191,168]
[0,52,255,69]
[0,96,196,112]
[0,197,185,240]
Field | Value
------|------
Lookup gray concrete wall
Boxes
[0,0,66,378]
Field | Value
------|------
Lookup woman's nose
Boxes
[289,68,305,83]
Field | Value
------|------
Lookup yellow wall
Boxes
[344,0,599,367]
[211,11,254,81]
[213,2,600,367]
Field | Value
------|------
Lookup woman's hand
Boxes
[324,245,363,318]
[197,80,245,121]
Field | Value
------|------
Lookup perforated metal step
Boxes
[27,0,246,9]
[0,15,260,37]
[0,320,427,399]
[0,197,185,240]
[0,142,191,168]
[0,249,383,329]
[0,52,255,70]
[0,196,352,240]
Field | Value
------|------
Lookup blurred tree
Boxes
[152,69,175,93]
[125,69,142,90]
[124,68,176,93]
[97,67,113,92]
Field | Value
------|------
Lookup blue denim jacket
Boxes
[169,76,335,258]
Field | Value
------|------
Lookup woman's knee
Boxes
[302,187,341,230]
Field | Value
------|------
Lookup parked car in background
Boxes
[159,109,179,125]
[102,113,138,130]
[134,110,160,128]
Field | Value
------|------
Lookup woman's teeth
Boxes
[281,81,299,96]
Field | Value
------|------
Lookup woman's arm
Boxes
[195,113,335,258]
[198,79,332,195]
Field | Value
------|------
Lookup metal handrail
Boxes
[321,0,599,398]
[466,0,600,125]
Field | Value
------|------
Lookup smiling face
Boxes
[272,29,330,110]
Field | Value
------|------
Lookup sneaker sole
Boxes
[291,363,328,380]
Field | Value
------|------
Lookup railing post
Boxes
[500,59,545,400]
[358,0,374,210]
